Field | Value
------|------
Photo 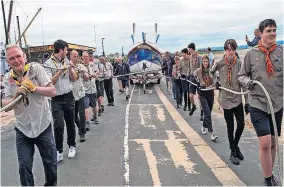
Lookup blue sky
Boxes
[0,0,283,54]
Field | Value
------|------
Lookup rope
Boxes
[167,75,282,185]
[0,95,22,112]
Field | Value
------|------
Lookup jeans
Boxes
[104,78,114,103]
[51,91,76,153]
[199,91,214,132]
[171,77,176,99]
[15,125,57,186]
[175,79,183,105]
[223,103,245,150]
[75,97,86,135]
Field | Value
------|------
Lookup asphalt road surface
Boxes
[1,78,283,186]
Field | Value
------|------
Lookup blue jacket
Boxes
[247,36,261,47]
[114,63,130,80]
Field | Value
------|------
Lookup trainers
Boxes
[68,146,76,158]
[94,119,99,124]
[57,151,63,163]
[271,175,279,186]
[211,134,218,141]
[101,105,104,113]
[111,102,114,106]
[86,121,90,131]
[80,134,86,142]
[183,106,187,111]
[230,150,240,165]
[98,109,102,116]
[236,146,244,161]
[201,126,207,134]
[189,105,196,116]
[126,95,129,101]
[108,103,112,106]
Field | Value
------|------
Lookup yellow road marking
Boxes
[135,139,162,186]
[154,85,245,186]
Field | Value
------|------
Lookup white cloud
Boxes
[0,0,283,55]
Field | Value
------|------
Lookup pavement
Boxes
[1,78,283,186]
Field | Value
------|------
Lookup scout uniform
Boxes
[194,66,217,141]
[180,57,190,110]
[3,63,57,186]
[103,61,114,105]
[238,44,283,137]
[210,56,246,164]
[72,63,88,140]
[44,55,76,161]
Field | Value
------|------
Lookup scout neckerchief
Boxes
[51,55,67,77]
[11,63,31,106]
[202,67,211,87]
[258,40,277,77]
[224,55,237,86]
[11,64,30,86]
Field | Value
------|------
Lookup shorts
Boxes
[95,80,104,97]
[189,77,197,94]
[85,94,97,108]
[121,79,129,88]
[250,107,283,137]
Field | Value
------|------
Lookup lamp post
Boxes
[122,46,124,56]
[93,25,97,54]
[102,37,105,57]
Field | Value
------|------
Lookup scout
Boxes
[194,55,218,141]
[44,39,78,162]
[2,44,57,186]
[210,39,245,165]
[70,50,89,142]
[179,48,190,111]
[238,19,283,186]
[188,43,202,117]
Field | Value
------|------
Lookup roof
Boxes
[29,43,96,53]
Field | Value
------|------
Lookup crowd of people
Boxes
[1,18,283,186]
[160,18,282,186]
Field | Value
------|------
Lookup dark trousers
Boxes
[75,97,86,135]
[175,79,183,105]
[51,91,76,153]
[199,91,214,132]
[15,125,57,186]
[104,78,114,103]
[223,103,245,151]
[181,78,189,107]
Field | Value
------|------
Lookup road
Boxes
[1,78,283,186]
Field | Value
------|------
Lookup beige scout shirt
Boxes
[83,62,97,94]
[72,63,87,101]
[194,67,214,87]
[94,62,106,81]
[238,45,283,113]
[44,56,73,96]
[103,62,113,79]
[180,57,190,75]
[210,58,245,109]
[3,63,52,138]
[189,53,202,75]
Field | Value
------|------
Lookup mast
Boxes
[1,0,9,45]
[16,16,22,48]
[7,0,13,43]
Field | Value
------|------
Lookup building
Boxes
[28,43,96,62]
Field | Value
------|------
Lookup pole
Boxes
[7,0,13,43]
[122,46,124,56]
[16,8,42,44]
[102,38,105,57]
[1,0,9,45]
[94,25,97,53]
[16,16,22,48]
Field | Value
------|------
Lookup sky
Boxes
[0,0,283,55]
